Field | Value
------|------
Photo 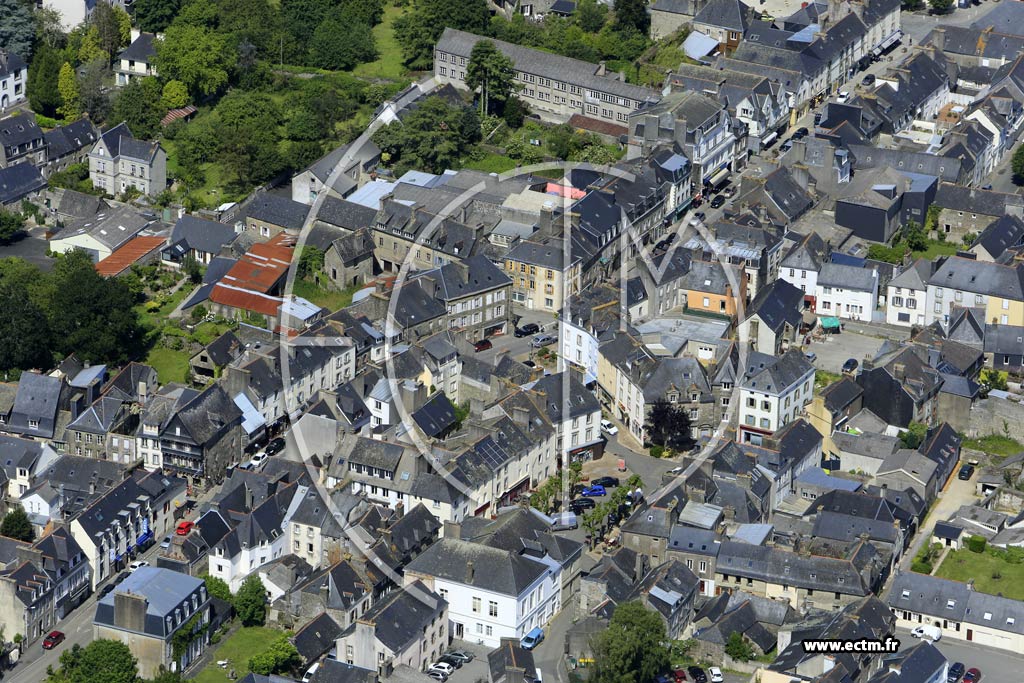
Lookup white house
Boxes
[0,51,27,111]
[738,350,815,445]
[885,259,930,327]
[404,537,561,648]
[778,232,827,298]
[814,263,878,322]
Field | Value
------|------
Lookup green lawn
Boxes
[146,347,191,385]
[913,240,961,259]
[963,433,1024,458]
[135,282,195,329]
[292,278,364,312]
[935,549,1024,601]
[815,369,843,388]
[462,152,520,174]
[354,3,407,81]
[194,628,285,683]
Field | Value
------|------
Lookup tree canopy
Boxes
[46,640,139,683]
[394,0,490,69]
[308,18,377,71]
[466,40,517,117]
[0,505,34,542]
[0,0,35,60]
[373,96,481,175]
[111,77,165,140]
[591,602,669,683]
[1013,145,1024,184]
[644,399,696,452]
[135,0,183,33]
[248,633,301,675]
[155,24,234,98]
[235,574,268,626]
[27,44,62,117]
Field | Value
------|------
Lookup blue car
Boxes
[581,485,606,497]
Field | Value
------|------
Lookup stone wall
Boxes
[966,395,1024,442]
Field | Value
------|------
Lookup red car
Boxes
[175,521,194,536]
[672,669,688,682]
[474,339,493,352]
[42,631,64,649]
[963,669,981,683]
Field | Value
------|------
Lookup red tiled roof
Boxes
[95,235,166,277]
[209,285,283,316]
[161,105,198,127]
[209,235,295,316]
[567,114,628,138]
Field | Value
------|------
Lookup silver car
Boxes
[531,334,556,348]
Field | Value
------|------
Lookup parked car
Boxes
[129,560,149,571]
[581,485,607,497]
[551,512,578,531]
[521,627,544,650]
[437,654,462,670]
[842,358,858,373]
[959,464,976,480]
[523,360,536,367]
[302,663,320,683]
[445,650,474,664]
[861,73,876,86]
[160,535,172,549]
[531,334,557,347]
[592,476,620,488]
[99,583,116,598]
[948,662,965,682]
[569,498,596,513]
[792,129,807,140]
[694,211,706,222]
[710,195,726,209]
[474,339,493,352]
[837,90,850,103]
[805,351,817,362]
[176,520,195,536]
[428,663,455,676]
[600,419,619,436]
[708,668,724,683]
[672,668,688,682]
[42,631,65,650]
[687,666,708,683]
[963,668,981,683]
[514,323,541,338]
[266,437,286,455]
[426,672,448,682]
[911,624,941,641]
[249,451,268,469]
[780,140,794,153]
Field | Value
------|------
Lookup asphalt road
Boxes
[0,227,55,272]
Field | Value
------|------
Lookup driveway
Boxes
[0,227,55,272]
[896,471,980,574]
[805,329,888,374]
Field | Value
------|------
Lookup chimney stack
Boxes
[443,520,462,540]
[466,561,475,583]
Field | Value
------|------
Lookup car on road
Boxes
[99,582,116,598]
[428,663,455,676]
[963,668,981,683]
[531,334,557,347]
[176,520,195,536]
[959,464,976,480]
[569,498,596,513]
[426,671,447,682]
[842,358,859,373]
[805,351,817,362]
[837,90,850,103]
[474,339,493,352]
[521,627,544,650]
[710,195,726,209]
[581,485,606,497]
[551,512,578,531]
[792,128,808,140]
[694,211,706,222]
[444,650,474,664]
[129,560,149,571]
[161,535,172,549]
[592,476,619,488]
[780,139,794,153]
[861,73,876,86]
[687,666,708,683]
[708,667,724,683]
[601,419,619,436]
[249,451,268,469]
[948,662,965,682]
[42,631,65,650]
[911,624,941,641]
[266,437,286,456]
[515,323,541,338]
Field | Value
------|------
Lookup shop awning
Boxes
[821,316,842,330]
[709,168,730,186]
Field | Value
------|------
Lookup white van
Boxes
[911,625,941,642]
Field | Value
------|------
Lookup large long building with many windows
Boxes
[433,28,661,129]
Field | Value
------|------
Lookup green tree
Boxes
[234,574,268,626]
[576,0,609,32]
[174,118,218,189]
[0,505,34,542]
[134,0,182,33]
[0,0,35,59]
[202,574,233,602]
[0,208,24,243]
[183,256,203,284]
[899,421,928,449]
[47,639,139,683]
[643,398,695,451]
[373,97,480,175]
[902,220,928,252]
[215,91,285,187]
[27,45,62,117]
[0,281,52,373]
[465,40,517,117]
[1013,145,1024,184]
[982,368,1009,392]
[308,18,377,70]
[155,24,233,98]
[297,246,325,279]
[928,0,952,13]
[57,62,80,121]
[613,0,649,36]
[394,0,490,69]
[77,26,108,64]
[248,633,300,675]
[90,3,124,63]
[725,632,754,662]
[35,6,66,50]
[161,80,189,110]
[280,0,336,62]
[591,602,669,683]
[78,58,112,123]
[111,78,164,140]
[343,0,385,27]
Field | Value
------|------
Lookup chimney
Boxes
[512,406,530,427]
[596,61,607,77]
[539,203,554,232]
[319,581,330,605]
[932,27,945,52]
[466,561,475,583]
[244,484,253,511]
[634,552,648,580]
[16,545,43,568]
[893,363,906,381]
[113,592,149,632]
[443,520,462,540]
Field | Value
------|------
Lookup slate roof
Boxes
[780,231,827,272]
[0,51,26,79]
[746,279,804,332]
[740,349,813,394]
[118,32,157,62]
[820,376,863,415]
[694,0,756,32]
[356,580,445,653]
[96,122,160,162]
[411,391,457,438]
[488,640,538,683]
[45,119,100,160]
[8,372,63,438]
[95,566,205,638]
[0,162,46,205]
[528,372,600,422]
[414,254,511,301]
[870,641,947,683]
[436,28,659,103]
[292,612,343,663]
[506,239,576,269]
[974,214,1024,259]
[928,256,1024,300]
[404,538,548,596]
[166,214,237,257]
[818,262,877,292]
[716,540,871,595]
[246,193,311,231]
[347,436,404,472]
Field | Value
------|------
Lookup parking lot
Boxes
[806,329,888,374]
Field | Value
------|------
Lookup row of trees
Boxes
[0,252,148,375]
[46,639,181,683]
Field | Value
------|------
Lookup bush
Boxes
[650,445,665,458]
[35,113,65,129]
[968,535,987,553]
[911,560,933,574]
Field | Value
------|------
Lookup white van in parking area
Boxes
[911,625,941,642]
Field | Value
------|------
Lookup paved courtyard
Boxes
[806,329,888,374]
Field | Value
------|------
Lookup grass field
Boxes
[194,628,285,683]
[292,278,365,312]
[354,3,407,81]
[146,347,190,385]
[913,240,961,259]
[462,152,520,174]
[963,433,1024,458]
[935,549,1024,601]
